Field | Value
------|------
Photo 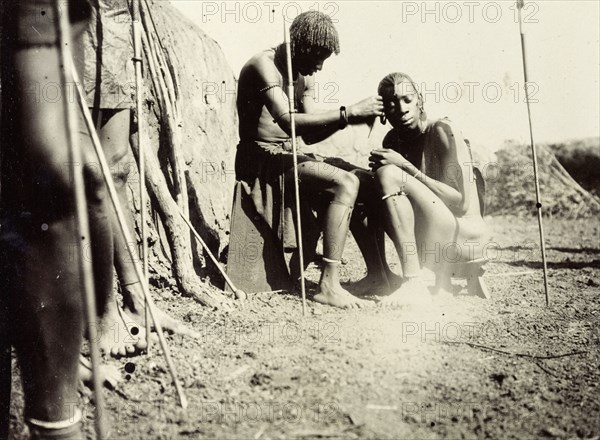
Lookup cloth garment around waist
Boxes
[77,0,135,110]
[234,139,324,250]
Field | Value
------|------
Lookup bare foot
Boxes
[313,282,371,309]
[380,277,432,307]
[97,299,148,358]
[351,271,403,297]
[78,355,121,390]
[121,282,200,339]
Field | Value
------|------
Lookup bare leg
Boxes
[0,33,110,431]
[349,169,400,296]
[375,164,491,305]
[0,281,11,440]
[93,109,149,356]
[122,131,199,338]
[286,162,369,309]
[375,166,431,306]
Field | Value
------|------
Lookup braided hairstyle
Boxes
[290,11,340,58]
[378,72,427,122]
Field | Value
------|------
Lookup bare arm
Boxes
[423,120,472,215]
[299,76,341,144]
[254,59,383,138]
[372,121,472,215]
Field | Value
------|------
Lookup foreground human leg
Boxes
[92,109,149,356]
[348,169,401,296]
[0,3,111,435]
[375,165,439,306]
[124,132,200,338]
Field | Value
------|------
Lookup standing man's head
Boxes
[289,11,340,76]
[378,72,426,132]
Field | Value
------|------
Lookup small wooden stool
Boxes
[435,258,490,299]
[225,181,292,294]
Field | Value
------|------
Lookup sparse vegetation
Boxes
[485,139,600,218]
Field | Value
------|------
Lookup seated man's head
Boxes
[290,11,340,76]
[378,72,426,132]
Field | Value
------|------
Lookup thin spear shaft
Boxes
[517,0,550,306]
[132,0,152,352]
[55,1,107,437]
[283,21,307,315]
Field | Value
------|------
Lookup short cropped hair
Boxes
[378,72,419,99]
[290,11,340,57]
[378,72,426,117]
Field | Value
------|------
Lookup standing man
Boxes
[0,1,112,438]
[80,0,195,357]
[235,11,384,308]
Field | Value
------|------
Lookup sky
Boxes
[171,1,600,150]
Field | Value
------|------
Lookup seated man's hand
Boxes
[369,148,408,171]
[348,96,384,123]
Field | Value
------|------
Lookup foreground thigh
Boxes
[286,160,358,200]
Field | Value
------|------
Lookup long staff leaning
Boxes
[131,0,152,351]
[517,0,550,305]
[55,1,107,437]
[283,18,307,316]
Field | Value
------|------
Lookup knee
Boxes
[108,150,133,188]
[376,165,406,194]
[111,161,133,189]
[332,172,359,204]
[83,162,108,207]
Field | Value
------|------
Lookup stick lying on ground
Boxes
[178,210,247,300]
[70,63,189,410]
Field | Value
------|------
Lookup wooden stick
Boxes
[283,19,307,316]
[55,2,107,437]
[131,0,152,354]
[71,64,188,410]
[178,210,247,300]
[444,340,586,360]
[140,1,188,216]
[517,0,550,306]
[484,270,536,278]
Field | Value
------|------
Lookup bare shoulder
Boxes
[429,118,465,152]
[239,50,281,85]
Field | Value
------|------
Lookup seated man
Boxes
[369,72,490,305]
[235,11,384,308]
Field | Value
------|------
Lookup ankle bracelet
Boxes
[381,191,407,201]
[322,257,341,265]
[27,408,82,430]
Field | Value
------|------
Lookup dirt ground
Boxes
[8,215,600,439]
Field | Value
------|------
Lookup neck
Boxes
[397,118,428,142]
[275,44,298,81]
